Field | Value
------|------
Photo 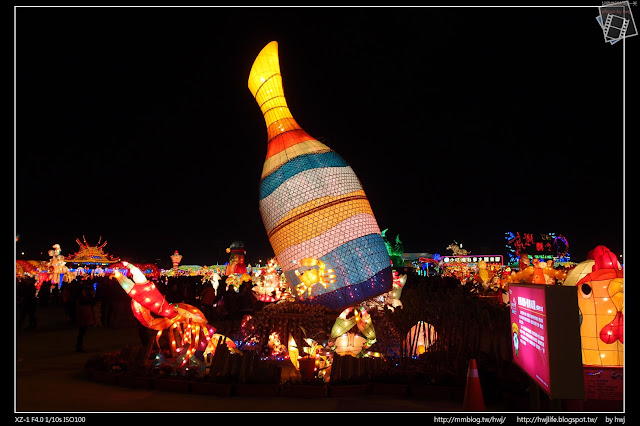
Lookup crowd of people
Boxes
[16,275,101,351]
[16,272,260,350]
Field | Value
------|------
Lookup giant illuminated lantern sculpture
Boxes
[573,245,623,366]
[248,41,392,309]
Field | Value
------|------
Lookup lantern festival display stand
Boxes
[83,269,511,403]
[83,256,515,400]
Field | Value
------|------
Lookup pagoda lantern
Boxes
[170,250,182,275]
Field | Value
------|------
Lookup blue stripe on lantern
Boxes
[283,233,392,309]
[259,150,350,200]
[286,266,393,310]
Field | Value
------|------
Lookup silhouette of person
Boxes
[17,277,37,329]
[75,279,96,352]
[199,282,217,322]
[238,281,256,318]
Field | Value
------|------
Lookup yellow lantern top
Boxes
[248,41,302,142]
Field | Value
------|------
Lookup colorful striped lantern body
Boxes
[248,41,392,310]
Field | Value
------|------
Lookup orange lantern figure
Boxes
[225,241,247,276]
[518,254,530,272]
[530,258,546,284]
[475,260,492,289]
[48,244,68,288]
[572,246,623,366]
[505,258,567,285]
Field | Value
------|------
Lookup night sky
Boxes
[15,6,627,268]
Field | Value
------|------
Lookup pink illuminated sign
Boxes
[510,285,550,393]
[508,283,584,399]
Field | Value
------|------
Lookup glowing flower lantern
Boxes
[170,250,182,275]
[334,333,368,357]
[248,41,392,310]
[572,246,623,366]
[331,308,357,338]
[406,321,438,357]
[252,283,276,302]
[355,306,376,341]
[330,306,376,357]
[252,258,283,302]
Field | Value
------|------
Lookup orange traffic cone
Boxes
[462,358,486,411]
